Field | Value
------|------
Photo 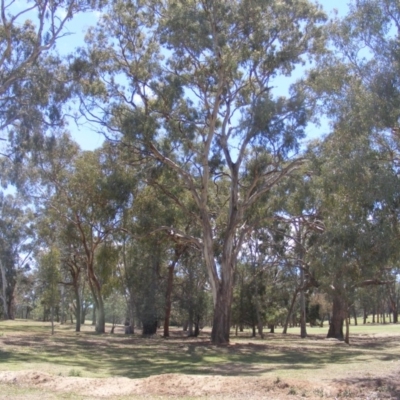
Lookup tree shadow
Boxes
[1,324,400,381]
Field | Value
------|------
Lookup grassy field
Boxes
[0,319,399,399]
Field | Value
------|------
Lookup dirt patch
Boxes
[0,370,399,399]
[1,324,400,399]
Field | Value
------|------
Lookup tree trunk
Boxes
[92,305,96,326]
[125,296,135,334]
[202,206,236,345]
[188,322,194,336]
[95,297,106,334]
[81,311,86,324]
[88,271,106,334]
[327,293,346,341]
[252,324,256,337]
[352,306,358,326]
[7,291,15,320]
[142,319,157,335]
[74,287,81,333]
[300,271,307,339]
[163,263,174,337]
[51,306,55,335]
[388,282,399,324]
[90,287,105,333]
[393,309,398,324]
[254,295,264,339]
[344,310,350,344]
[0,296,7,320]
[211,281,233,344]
[194,320,200,337]
[0,264,8,320]
[283,290,298,334]
[163,245,184,337]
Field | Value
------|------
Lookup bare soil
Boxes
[0,367,399,399]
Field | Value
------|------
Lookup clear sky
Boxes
[62,0,351,151]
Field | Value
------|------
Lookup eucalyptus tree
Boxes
[75,0,326,344]
[0,192,33,319]
[55,147,131,333]
[306,133,397,342]
[117,179,186,336]
[305,0,400,341]
[0,0,103,161]
[36,246,61,334]
[28,135,133,333]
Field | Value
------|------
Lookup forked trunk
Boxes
[89,282,105,333]
[202,186,238,345]
[327,293,346,341]
[87,266,105,333]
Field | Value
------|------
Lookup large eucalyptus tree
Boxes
[75,0,327,344]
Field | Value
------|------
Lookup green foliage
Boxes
[0,0,102,164]
[104,291,127,326]
[0,192,33,320]
[37,248,61,307]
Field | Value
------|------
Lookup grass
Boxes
[0,319,400,398]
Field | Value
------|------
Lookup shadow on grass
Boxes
[2,333,398,380]
[1,321,400,380]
